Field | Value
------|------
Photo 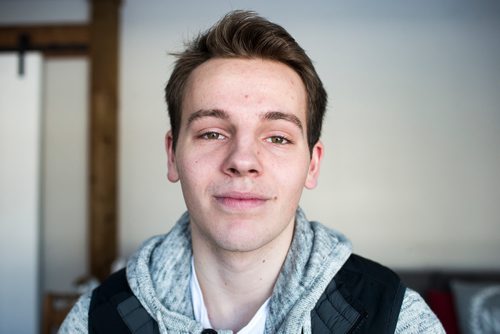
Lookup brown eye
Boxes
[267,136,289,145]
[201,132,225,140]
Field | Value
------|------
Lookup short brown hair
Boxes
[165,10,327,154]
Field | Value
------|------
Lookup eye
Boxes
[200,131,226,140]
[266,136,290,145]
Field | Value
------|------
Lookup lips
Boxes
[213,191,270,210]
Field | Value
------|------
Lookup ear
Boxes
[165,130,180,182]
[305,141,323,189]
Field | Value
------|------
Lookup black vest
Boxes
[88,254,406,334]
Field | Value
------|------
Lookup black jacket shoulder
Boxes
[311,254,406,334]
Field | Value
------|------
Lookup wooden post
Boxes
[89,0,121,281]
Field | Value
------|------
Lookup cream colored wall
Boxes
[0,53,42,334]
[42,59,88,291]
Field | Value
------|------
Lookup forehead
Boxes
[182,58,307,124]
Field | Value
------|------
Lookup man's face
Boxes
[166,58,322,253]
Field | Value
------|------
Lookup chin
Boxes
[215,239,268,253]
[212,226,271,253]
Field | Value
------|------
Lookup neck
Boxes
[191,221,294,332]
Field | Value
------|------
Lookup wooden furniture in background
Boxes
[42,292,80,334]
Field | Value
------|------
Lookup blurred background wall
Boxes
[1,0,499,302]
[0,53,43,334]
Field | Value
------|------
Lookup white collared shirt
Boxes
[190,258,269,334]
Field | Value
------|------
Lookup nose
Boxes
[222,137,262,177]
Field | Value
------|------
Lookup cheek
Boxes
[177,153,217,187]
[178,159,201,180]
[270,158,310,191]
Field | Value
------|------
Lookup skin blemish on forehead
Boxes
[244,94,249,99]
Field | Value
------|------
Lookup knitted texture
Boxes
[59,208,444,333]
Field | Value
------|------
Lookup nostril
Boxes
[226,167,259,176]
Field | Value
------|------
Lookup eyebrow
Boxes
[263,111,303,132]
[186,108,303,132]
[187,109,230,126]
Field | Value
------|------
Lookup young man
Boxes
[61,10,444,334]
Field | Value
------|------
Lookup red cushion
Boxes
[426,289,460,334]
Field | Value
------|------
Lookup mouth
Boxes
[213,192,271,210]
